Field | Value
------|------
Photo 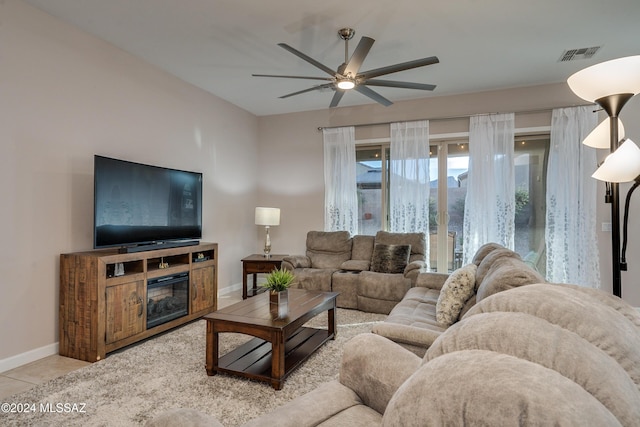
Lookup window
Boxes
[356,135,549,273]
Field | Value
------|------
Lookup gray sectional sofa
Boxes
[372,242,545,355]
[148,282,640,426]
[282,230,427,314]
[283,235,545,357]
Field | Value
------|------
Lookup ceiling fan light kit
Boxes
[253,28,439,108]
[336,79,356,90]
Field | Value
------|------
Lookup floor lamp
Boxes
[591,140,640,271]
[567,55,640,297]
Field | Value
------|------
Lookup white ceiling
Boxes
[23,0,640,116]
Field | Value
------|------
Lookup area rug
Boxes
[2,309,386,427]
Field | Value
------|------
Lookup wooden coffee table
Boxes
[205,289,338,390]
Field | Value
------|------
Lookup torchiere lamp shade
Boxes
[583,118,626,149]
[592,139,640,183]
[567,55,640,102]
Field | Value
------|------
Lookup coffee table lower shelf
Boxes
[215,327,332,385]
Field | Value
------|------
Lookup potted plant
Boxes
[262,268,294,318]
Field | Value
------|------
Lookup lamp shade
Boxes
[583,117,626,149]
[255,207,280,226]
[592,139,640,183]
[567,55,640,102]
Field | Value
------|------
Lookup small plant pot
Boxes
[269,290,289,319]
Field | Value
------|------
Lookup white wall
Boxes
[258,85,640,308]
[0,0,260,366]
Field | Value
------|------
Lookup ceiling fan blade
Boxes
[278,43,337,77]
[329,90,345,108]
[252,74,334,82]
[359,56,439,80]
[364,79,436,91]
[343,36,375,77]
[355,85,393,107]
[279,83,333,99]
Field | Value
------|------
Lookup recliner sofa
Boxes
[281,230,426,314]
[371,242,546,355]
[147,282,640,426]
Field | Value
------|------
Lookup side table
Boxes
[241,254,287,299]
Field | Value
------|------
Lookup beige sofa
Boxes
[147,282,640,426]
[282,230,426,314]
[371,242,545,356]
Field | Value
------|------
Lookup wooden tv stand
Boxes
[59,242,218,362]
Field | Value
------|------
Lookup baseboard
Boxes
[218,282,242,296]
[1,285,243,374]
[0,342,59,374]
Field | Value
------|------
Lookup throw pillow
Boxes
[370,244,411,274]
[436,264,477,327]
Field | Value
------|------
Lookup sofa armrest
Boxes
[282,255,311,269]
[403,260,426,282]
[340,333,421,415]
[415,272,449,290]
[371,322,443,350]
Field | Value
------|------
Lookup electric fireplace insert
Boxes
[147,272,189,329]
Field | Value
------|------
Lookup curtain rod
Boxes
[316,104,597,131]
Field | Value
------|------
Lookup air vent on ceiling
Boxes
[559,46,601,62]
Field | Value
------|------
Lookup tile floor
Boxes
[0,291,242,400]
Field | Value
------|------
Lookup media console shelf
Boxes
[59,242,218,362]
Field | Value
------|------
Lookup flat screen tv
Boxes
[94,155,202,251]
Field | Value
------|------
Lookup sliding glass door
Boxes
[429,142,469,272]
[355,135,548,274]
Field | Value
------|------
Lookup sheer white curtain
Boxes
[323,126,358,235]
[546,106,600,287]
[463,113,515,264]
[389,120,430,236]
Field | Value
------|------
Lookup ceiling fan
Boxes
[253,28,439,108]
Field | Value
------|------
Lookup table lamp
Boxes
[255,207,280,257]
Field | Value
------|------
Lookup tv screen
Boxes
[94,155,203,249]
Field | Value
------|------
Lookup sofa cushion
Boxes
[242,380,378,427]
[426,311,640,425]
[555,283,640,331]
[435,264,477,327]
[340,333,421,416]
[351,235,375,261]
[305,231,352,269]
[383,350,620,427]
[474,247,522,291]
[475,256,544,302]
[465,283,640,388]
[371,244,411,274]
[470,242,505,266]
[371,287,446,356]
[375,231,425,263]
